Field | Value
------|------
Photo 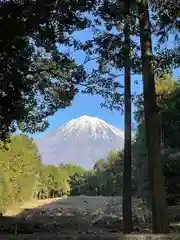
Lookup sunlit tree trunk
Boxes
[137,0,169,233]
[123,20,132,233]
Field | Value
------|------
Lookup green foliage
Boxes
[46,165,70,198]
[70,150,124,196]
[60,164,86,177]
[133,74,180,205]
[0,135,41,212]
[93,158,107,171]
[0,0,92,140]
[69,150,138,197]
[0,135,85,212]
[0,0,125,141]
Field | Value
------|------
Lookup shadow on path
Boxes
[0,196,124,234]
[0,196,180,234]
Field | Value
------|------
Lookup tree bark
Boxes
[123,21,132,233]
[137,0,169,233]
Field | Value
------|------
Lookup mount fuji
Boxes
[36,115,124,169]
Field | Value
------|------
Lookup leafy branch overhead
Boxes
[0,0,123,139]
[0,0,180,140]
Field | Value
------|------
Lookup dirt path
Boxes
[2,196,180,234]
[7,196,150,222]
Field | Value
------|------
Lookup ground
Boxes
[0,196,180,237]
[2,196,150,234]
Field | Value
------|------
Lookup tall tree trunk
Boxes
[137,0,169,233]
[123,20,132,233]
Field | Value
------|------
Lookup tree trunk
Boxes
[137,0,169,233]
[123,21,132,233]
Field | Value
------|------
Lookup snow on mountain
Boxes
[36,115,124,169]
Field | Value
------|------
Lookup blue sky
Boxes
[33,26,180,139]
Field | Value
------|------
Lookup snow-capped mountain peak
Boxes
[61,115,124,140]
[36,116,124,169]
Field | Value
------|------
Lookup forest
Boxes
[0,0,179,236]
[1,74,180,210]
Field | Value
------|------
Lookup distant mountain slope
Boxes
[36,115,124,169]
